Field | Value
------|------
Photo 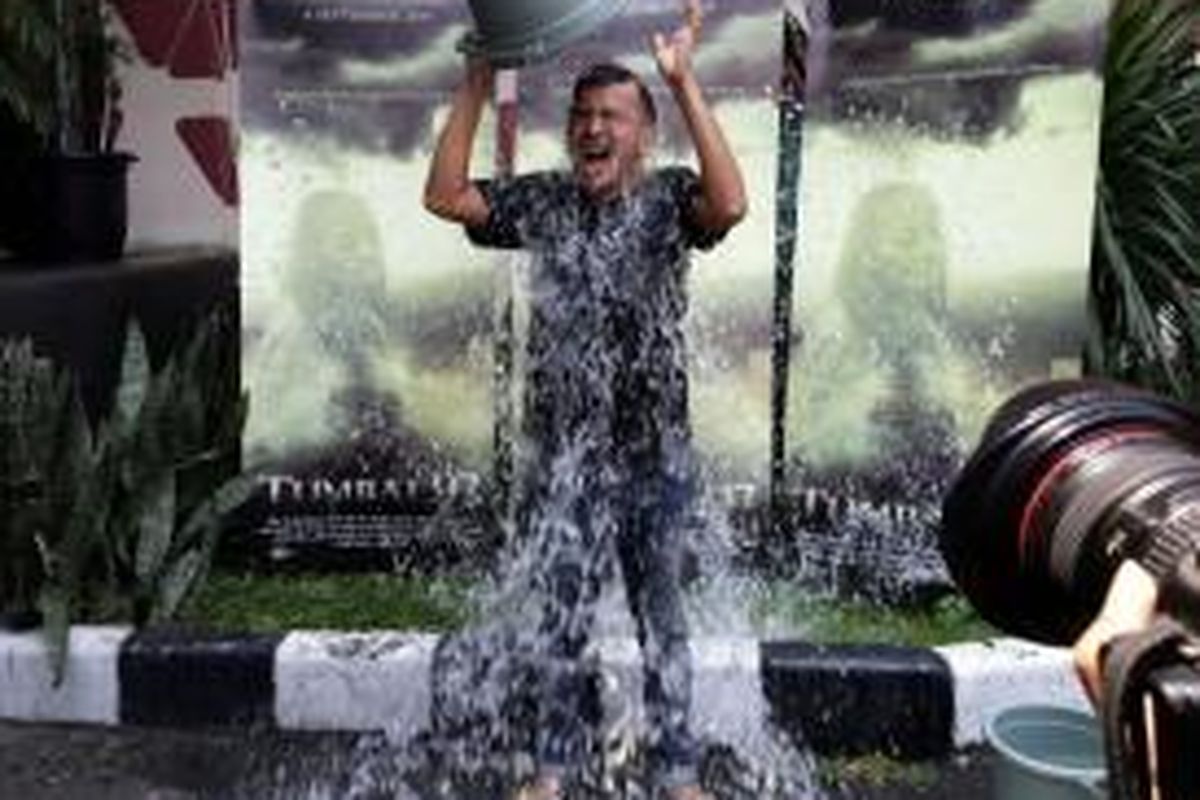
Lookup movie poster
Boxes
[237,0,783,565]
[780,0,1111,598]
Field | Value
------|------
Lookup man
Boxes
[424,2,745,797]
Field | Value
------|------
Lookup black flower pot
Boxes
[8,152,137,263]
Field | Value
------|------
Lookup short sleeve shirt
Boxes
[467,167,724,487]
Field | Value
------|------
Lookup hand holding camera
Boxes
[1073,559,1160,706]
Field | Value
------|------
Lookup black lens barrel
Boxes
[941,380,1200,644]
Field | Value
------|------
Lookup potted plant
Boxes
[1,311,251,680]
[1088,0,1200,400]
[0,0,135,261]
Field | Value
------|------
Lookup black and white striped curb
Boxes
[0,627,1088,759]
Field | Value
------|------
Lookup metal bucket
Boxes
[986,705,1107,800]
[460,0,632,67]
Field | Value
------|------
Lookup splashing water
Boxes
[235,164,824,797]
[230,498,821,799]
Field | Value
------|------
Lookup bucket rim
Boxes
[459,0,633,68]
[985,704,1106,784]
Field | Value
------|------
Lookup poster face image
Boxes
[781,0,1111,598]
[238,0,784,563]
[240,1,495,561]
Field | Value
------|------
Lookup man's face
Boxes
[567,81,653,201]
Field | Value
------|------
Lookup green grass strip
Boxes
[181,571,992,647]
[752,586,996,647]
[181,572,474,634]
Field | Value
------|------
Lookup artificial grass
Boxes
[180,571,474,634]
[752,588,997,647]
[181,570,993,646]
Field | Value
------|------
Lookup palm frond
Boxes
[1089,0,1200,402]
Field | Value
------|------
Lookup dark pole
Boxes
[769,9,809,560]
[769,99,803,554]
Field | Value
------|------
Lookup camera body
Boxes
[1106,556,1200,800]
[1140,658,1200,799]
[939,380,1200,800]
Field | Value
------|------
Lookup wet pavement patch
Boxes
[0,721,996,800]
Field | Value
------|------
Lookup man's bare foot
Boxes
[512,774,562,800]
[665,784,712,800]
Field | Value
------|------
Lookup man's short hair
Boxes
[572,62,657,125]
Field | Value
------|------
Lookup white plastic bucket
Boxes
[986,705,1107,800]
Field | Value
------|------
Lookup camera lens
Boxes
[940,379,1200,644]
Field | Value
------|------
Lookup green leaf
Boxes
[155,473,255,623]
[173,378,207,458]
[114,323,150,431]
[156,548,206,622]
[45,382,91,536]
[175,473,257,551]
[37,584,70,687]
[133,474,176,585]
[125,360,174,490]
[1091,0,1200,399]
[1099,206,1182,391]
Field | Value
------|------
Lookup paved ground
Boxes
[0,721,992,799]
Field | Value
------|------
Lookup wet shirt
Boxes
[467,167,723,488]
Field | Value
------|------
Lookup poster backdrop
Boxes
[780,0,1110,598]
[238,0,1107,591]
[238,0,782,566]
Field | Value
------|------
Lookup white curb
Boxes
[936,637,1091,748]
[275,631,439,734]
[0,625,131,725]
[0,625,1097,756]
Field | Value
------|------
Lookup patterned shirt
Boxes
[467,167,724,489]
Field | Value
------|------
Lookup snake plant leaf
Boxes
[157,473,255,621]
[174,448,229,531]
[42,381,101,624]
[114,322,150,432]
[56,466,109,617]
[175,472,258,551]
[36,583,70,686]
[45,381,91,531]
[156,548,206,623]
[214,392,250,449]
[124,360,174,494]
[134,473,176,586]
[172,368,208,460]
[1,341,72,619]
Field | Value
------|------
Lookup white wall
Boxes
[112,17,238,250]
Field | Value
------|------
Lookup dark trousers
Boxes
[524,455,698,786]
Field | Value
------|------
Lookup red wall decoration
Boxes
[111,0,238,206]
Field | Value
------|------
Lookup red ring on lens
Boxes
[1016,426,1157,572]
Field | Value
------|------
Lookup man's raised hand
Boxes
[653,0,703,85]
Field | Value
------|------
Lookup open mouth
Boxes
[574,141,622,194]
[578,142,614,164]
